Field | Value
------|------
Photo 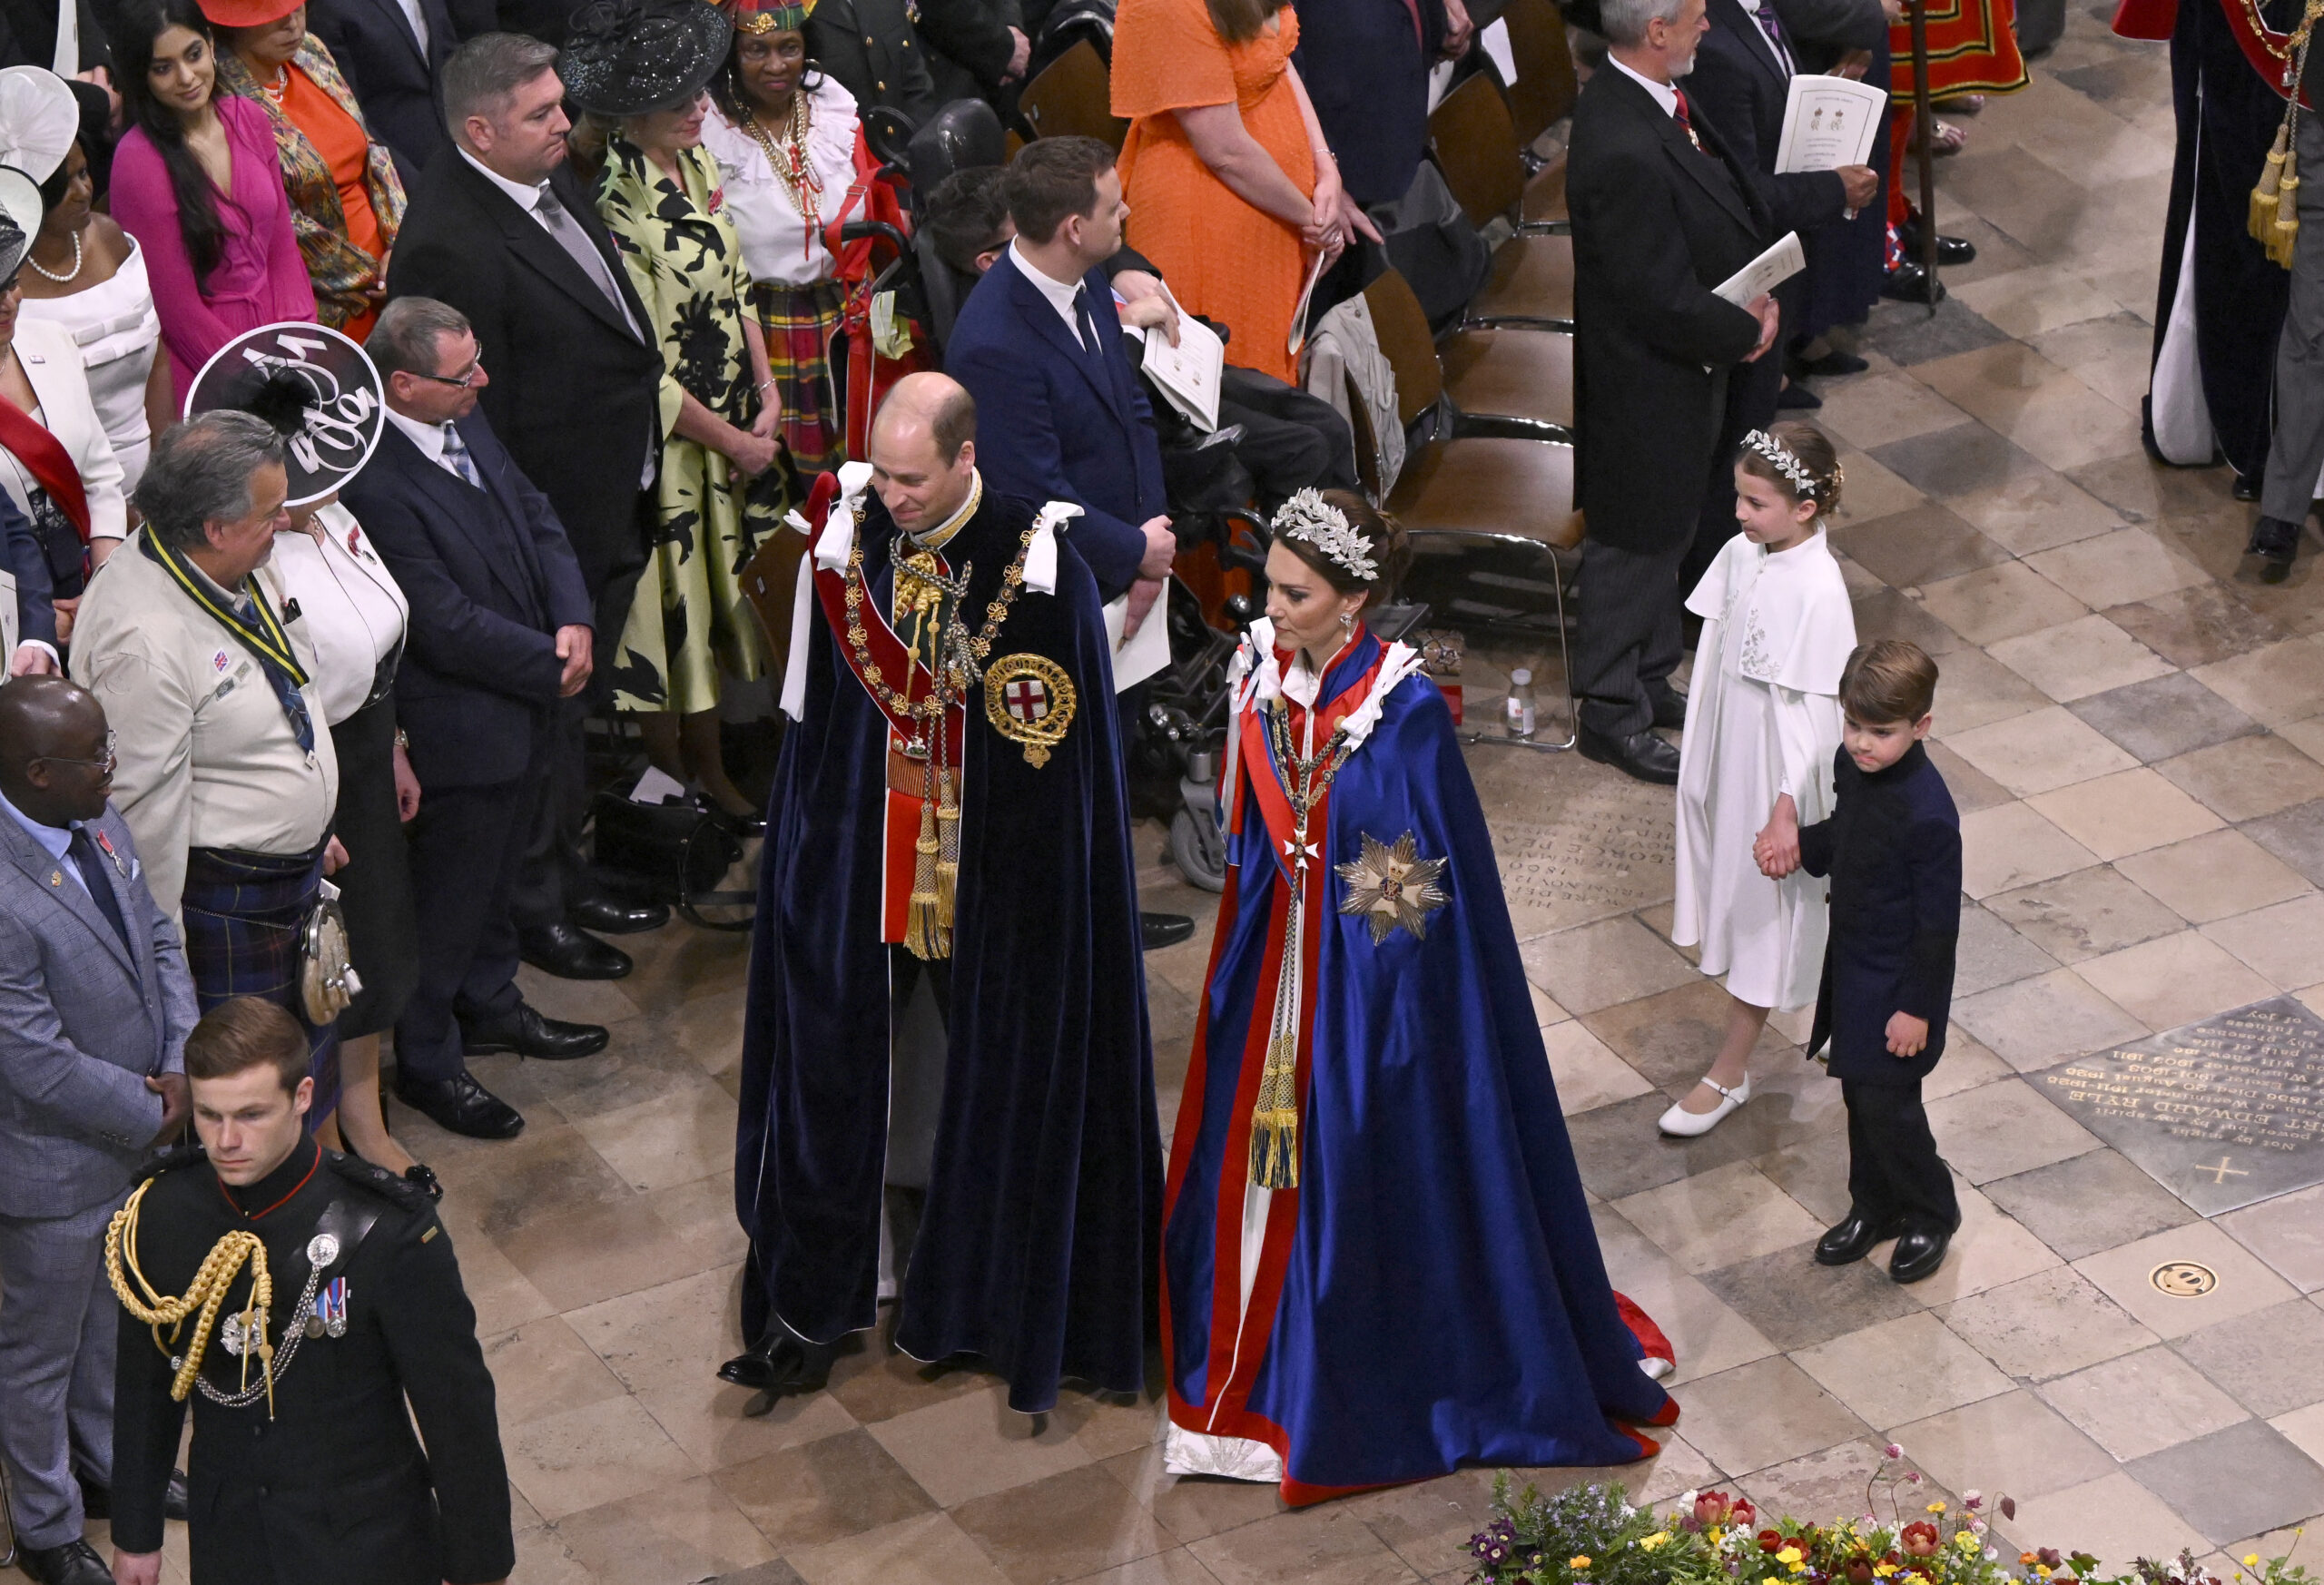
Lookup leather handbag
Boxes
[591,789,752,930]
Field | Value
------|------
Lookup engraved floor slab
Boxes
[1467,748,1679,936]
[2035,999,2324,1215]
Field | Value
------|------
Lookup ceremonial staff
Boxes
[1910,0,1941,310]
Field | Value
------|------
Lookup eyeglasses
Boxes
[34,730,116,774]
[411,357,486,389]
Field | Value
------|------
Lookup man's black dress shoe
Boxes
[1649,689,1688,731]
[569,896,670,935]
[1777,381,1823,409]
[1882,262,1946,304]
[395,1070,525,1139]
[79,1470,188,1522]
[518,920,633,980]
[20,1539,112,1585]
[1889,1225,1954,1284]
[1141,912,1196,950]
[1577,724,1681,784]
[718,1330,836,1399]
[462,1004,609,1060]
[2232,473,2262,502]
[1814,1212,1898,1266]
[1794,349,1869,378]
[2249,514,2301,583]
[1896,222,1977,266]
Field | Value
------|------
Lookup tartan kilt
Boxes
[749,280,847,476]
[181,844,342,1127]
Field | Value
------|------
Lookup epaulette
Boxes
[324,1150,437,1217]
[134,1141,207,1185]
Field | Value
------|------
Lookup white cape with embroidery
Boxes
[1672,529,1856,1013]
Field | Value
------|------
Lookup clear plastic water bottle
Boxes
[1506,668,1538,740]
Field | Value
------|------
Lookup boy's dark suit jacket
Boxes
[340,409,594,791]
[1799,740,1962,1084]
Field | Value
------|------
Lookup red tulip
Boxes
[1697,1491,1736,1527]
[1733,1500,1760,1529]
[1761,1531,1786,1553]
[1901,1522,1941,1559]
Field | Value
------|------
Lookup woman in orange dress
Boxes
[1110,0,1376,382]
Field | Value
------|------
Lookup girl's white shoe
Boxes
[1657,1075,1751,1137]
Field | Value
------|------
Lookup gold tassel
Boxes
[934,769,960,932]
[904,789,944,960]
[1246,908,1305,1190]
[2275,167,2304,267]
[2255,123,2290,241]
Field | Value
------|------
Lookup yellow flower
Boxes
[1927,1502,1947,1515]
[2248,1559,2263,1569]
[1571,1559,1592,1571]
[1779,1549,1805,1567]
[1791,1564,1808,1576]
[1642,1534,1671,1553]
[1955,1531,1979,1554]
[1875,1566,1898,1579]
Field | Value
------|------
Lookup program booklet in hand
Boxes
[1714,231,1807,306]
[1775,74,1886,172]
[1142,303,1225,433]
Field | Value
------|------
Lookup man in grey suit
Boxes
[0,678,197,1585]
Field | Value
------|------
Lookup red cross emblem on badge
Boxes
[1003,677,1051,724]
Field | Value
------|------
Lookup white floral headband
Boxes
[1741,428,1839,505]
[1274,488,1378,581]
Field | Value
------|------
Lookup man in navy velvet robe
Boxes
[724,373,1161,1415]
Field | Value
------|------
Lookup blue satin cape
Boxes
[1162,631,1670,1499]
[735,485,1162,1413]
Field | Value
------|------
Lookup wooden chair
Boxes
[740,519,812,695]
[1364,266,1571,438]
[1502,0,1580,153]
[1358,268,1581,746]
[1427,74,1574,327]
[1017,40,1128,151]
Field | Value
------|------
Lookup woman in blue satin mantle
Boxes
[1162,490,1676,1503]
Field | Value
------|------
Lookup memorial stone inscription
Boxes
[2036,998,2324,1216]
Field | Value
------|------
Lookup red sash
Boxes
[2216,0,2315,104]
[0,400,89,540]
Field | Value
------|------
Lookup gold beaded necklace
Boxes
[741,89,824,231]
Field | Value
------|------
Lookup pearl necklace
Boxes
[27,231,82,283]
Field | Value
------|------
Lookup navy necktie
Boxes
[237,596,316,753]
[1072,285,1108,369]
[67,827,129,949]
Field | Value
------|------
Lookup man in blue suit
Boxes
[341,296,607,1144]
[0,677,196,1585]
[945,136,1177,637]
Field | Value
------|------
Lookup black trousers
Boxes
[395,767,542,1083]
[1842,1078,1959,1235]
[1218,366,1360,510]
[507,692,591,930]
[1572,533,1690,736]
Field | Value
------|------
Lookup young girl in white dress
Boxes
[1661,422,1857,1136]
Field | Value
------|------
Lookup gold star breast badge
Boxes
[1334,832,1451,944]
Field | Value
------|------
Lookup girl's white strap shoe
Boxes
[1657,1075,1751,1137]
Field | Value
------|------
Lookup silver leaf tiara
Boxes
[1273,488,1378,581]
[1741,428,1828,502]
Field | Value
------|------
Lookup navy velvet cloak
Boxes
[735,483,1162,1413]
[1163,631,1670,1501]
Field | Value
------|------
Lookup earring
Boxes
[1339,611,1355,630]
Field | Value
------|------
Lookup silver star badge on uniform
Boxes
[1334,832,1450,944]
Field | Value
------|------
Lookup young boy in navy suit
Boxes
[1783,640,1962,1285]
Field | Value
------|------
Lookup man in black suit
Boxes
[1567,0,1855,783]
[1669,0,1875,587]
[309,0,488,182]
[341,298,610,1142]
[388,32,667,981]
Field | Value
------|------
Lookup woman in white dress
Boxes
[1662,422,1856,1137]
[702,0,864,474]
[8,72,170,498]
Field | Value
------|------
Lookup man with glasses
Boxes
[70,413,355,1146]
[340,296,606,1142]
[0,676,197,1585]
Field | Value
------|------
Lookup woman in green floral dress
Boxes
[566,0,786,822]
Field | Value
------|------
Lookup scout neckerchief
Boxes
[141,532,315,753]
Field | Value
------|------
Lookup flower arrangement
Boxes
[1465,1451,2310,1585]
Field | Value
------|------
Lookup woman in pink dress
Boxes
[109,0,315,396]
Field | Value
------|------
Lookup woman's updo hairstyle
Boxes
[1737,419,1845,517]
[1274,488,1413,608]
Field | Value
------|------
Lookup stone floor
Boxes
[77,8,2324,1581]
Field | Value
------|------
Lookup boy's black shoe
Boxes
[1889,1225,1954,1284]
[1814,1212,1896,1266]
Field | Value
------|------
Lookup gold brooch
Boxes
[983,654,1076,767]
[1335,832,1450,943]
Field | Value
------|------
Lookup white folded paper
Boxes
[1142,300,1225,433]
[1103,591,1173,693]
[1713,231,1807,306]
[1774,73,1886,173]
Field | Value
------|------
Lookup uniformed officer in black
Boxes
[107,998,513,1585]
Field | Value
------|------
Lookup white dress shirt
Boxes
[1610,53,1681,116]
[385,406,458,474]
[1009,240,1095,351]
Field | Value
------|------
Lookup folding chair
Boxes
[1502,0,1581,157]
[1427,74,1575,327]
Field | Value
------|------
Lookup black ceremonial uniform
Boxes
[110,1139,514,1585]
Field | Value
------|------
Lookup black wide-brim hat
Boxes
[557,0,734,118]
